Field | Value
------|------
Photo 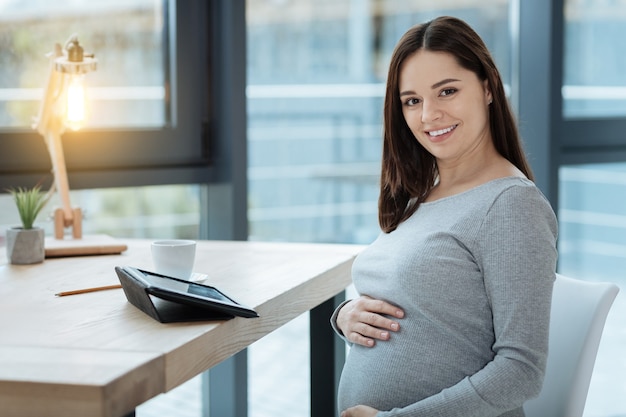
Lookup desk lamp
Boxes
[33,34,97,240]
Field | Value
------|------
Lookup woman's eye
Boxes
[440,88,457,97]
[404,97,421,106]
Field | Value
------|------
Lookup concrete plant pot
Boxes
[6,227,45,265]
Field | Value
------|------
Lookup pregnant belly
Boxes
[337,337,488,413]
[337,342,431,412]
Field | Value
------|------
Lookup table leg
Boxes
[204,349,248,417]
[310,293,346,417]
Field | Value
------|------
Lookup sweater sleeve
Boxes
[377,185,558,417]
[330,299,353,345]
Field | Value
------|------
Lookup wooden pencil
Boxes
[55,284,122,297]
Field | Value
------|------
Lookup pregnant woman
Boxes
[332,16,558,417]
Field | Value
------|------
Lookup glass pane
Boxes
[0,0,168,130]
[558,163,626,417]
[246,1,512,416]
[247,0,512,244]
[0,184,201,240]
[563,0,626,118]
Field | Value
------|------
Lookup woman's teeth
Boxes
[428,125,457,137]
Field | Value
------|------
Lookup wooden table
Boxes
[0,238,361,417]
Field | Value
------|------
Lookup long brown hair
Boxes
[379,16,533,233]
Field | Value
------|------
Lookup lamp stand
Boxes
[45,129,82,239]
[35,44,83,240]
[53,208,82,239]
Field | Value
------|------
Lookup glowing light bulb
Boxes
[66,74,85,131]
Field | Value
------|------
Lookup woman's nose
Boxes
[421,100,442,123]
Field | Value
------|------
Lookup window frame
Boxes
[561,119,626,164]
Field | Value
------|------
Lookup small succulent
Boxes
[8,185,50,229]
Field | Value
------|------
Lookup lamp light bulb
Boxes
[66,74,85,131]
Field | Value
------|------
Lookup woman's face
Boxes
[398,50,492,166]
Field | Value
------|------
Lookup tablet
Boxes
[116,266,259,319]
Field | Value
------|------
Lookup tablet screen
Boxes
[142,271,234,304]
[187,283,232,302]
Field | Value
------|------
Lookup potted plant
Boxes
[5,185,50,264]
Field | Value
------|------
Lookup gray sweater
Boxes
[333,177,558,417]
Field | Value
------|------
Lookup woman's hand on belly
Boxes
[341,404,379,417]
[336,295,404,347]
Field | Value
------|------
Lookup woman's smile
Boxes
[425,124,458,142]
[427,125,457,137]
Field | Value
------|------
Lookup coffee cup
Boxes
[151,239,196,280]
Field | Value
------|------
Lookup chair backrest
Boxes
[523,273,619,417]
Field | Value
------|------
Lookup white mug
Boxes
[151,239,196,280]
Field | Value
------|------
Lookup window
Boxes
[246,0,513,244]
[0,0,168,129]
[0,0,211,191]
[0,184,202,240]
[563,0,626,118]
[0,0,212,243]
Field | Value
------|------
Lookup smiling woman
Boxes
[332,16,558,417]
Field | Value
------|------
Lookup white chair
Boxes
[524,273,619,417]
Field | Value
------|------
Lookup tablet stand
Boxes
[116,267,234,323]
